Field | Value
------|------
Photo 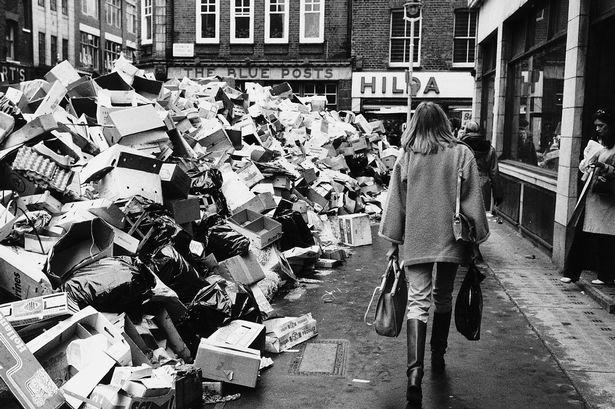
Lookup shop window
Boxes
[38,32,46,66]
[196,0,219,43]
[104,40,122,72]
[106,0,122,28]
[50,0,56,11]
[61,0,67,15]
[126,2,137,34]
[141,0,153,44]
[389,9,421,67]
[6,22,16,61]
[265,0,288,43]
[62,38,69,61]
[453,10,477,65]
[50,35,58,65]
[479,34,497,140]
[82,0,98,18]
[300,0,324,43]
[80,31,100,70]
[303,83,337,109]
[124,47,136,62]
[231,0,254,43]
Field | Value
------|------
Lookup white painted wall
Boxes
[476,0,530,42]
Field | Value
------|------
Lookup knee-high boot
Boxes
[430,311,452,374]
[407,319,427,404]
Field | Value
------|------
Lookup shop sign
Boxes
[167,66,352,81]
[0,62,32,83]
[172,43,195,57]
[351,71,474,99]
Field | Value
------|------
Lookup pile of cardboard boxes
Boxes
[0,57,398,408]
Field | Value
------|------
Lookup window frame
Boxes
[196,0,220,44]
[61,0,67,15]
[452,9,477,67]
[299,0,325,44]
[104,40,122,72]
[105,0,122,28]
[265,0,289,44]
[141,0,153,45]
[126,2,137,34]
[303,82,338,109]
[50,34,58,65]
[62,38,69,61]
[388,9,422,68]
[38,0,45,7]
[38,32,46,66]
[230,0,254,44]
[50,0,56,11]
[82,0,98,18]
[6,22,16,61]
[79,31,100,70]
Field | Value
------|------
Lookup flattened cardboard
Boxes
[0,313,65,409]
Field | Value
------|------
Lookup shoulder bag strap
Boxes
[455,168,463,215]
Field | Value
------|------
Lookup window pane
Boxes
[390,39,405,62]
[455,12,469,37]
[391,11,405,37]
[304,13,319,38]
[202,14,216,38]
[235,16,250,38]
[453,39,469,62]
[270,14,284,38]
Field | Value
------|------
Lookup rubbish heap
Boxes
[0,57,399,409]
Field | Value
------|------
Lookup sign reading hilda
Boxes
[167,66,352,81]
[351,71,474,99]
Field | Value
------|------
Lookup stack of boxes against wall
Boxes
[137,0,353,112]
[0,56,392,408]
[470,0,610,265]
[350,0,476,137]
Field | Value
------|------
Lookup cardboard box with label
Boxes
[194,339,261,388]
[337,213,372,247]
[228,209,283,249]
[159,163,191,199]
[0,245,53,300]
[0,292,78,330]
[264,313,318,353]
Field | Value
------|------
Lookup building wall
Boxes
[352,0,471,72]
[32,0,75,68]
[75,0,138,73]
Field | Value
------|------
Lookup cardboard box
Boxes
[195,119,233,152]
[0,313,65,409]
[44,218,115,287]
[194,339,261,388]
[228,209,283,249]
[159,163,191,199]
[167,197,201,225]
[208,320,266,351]
[96,168,163,204]
[86,384,175,409]
[108,105,168,146]
[236,161,264,188]
[219,252,266,286]
[0,202,16,242]
[27,306,132,409]
[0,245,53,300]
[338,213,372,247]
[0,292,78,329]
[80,144,163,184]
[16,191,63,215]
[234,192,277,215]
[264,313,318,353]
[250,283,275,318]
[24,229,63,254]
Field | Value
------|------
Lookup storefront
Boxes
[471,0,597,264]
[0,61,35,83]
[351,70,474,139]
[164,64,353,111]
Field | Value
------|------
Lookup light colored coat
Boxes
[379,143,489,266]
[583,146,615,236]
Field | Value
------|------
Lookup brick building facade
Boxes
[0,0,34,82]
[351,0,476,127]
[137,0,352,110]
[75,0,138,74]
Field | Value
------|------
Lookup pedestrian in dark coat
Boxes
[379,102,489,406]
[459,120,502,210]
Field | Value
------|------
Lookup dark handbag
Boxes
[454,262,485,341]
[364,256,408,337]
[453,169,476,242]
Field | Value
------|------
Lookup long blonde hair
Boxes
[401,102,457,154]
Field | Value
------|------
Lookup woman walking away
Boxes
[459,120,502,211]
[379,102,489,406]
[561,108,615,285]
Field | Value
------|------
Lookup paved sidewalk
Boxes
[481,216,615,409]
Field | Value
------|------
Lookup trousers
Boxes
[405,262,458,323]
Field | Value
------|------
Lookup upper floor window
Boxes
[50,0,56,11]
[62,38,69,61]
[61,0,67,15]
[50,35,58,65]
[80,31,100,70]
[126,2,137,34]
[300,0,324,43]
[141,0,153,44]
[389,9,421,66]
[230,0,254,43]
[196,0,219,43]
[6,22,16,61]
[82,0,98,18]
[453,10,477,65]
[106,0,122,28]
[265,0,288,43]
[38,0,45,7]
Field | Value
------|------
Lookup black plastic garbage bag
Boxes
[63,256,156,313]
[274,210,315,251]
[196,214,250,262]
[190,168,229,217]
[180,275,262,342]
[143,244,207,303]
[138,214,193,257]
[454,263,485,341]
